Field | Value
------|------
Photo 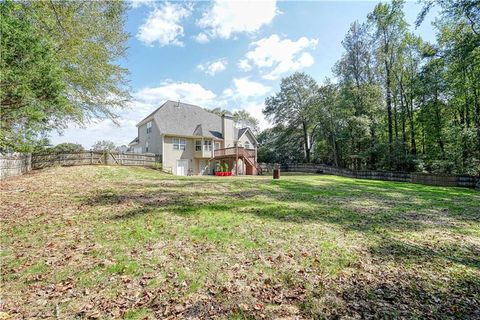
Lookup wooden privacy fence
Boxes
[1,152,160,179]
[31,151,159,169]
[277,163,480,189]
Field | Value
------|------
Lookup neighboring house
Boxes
[115,145,129,153]
[129,100,258,176]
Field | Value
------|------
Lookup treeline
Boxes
[32,140,128,154]
[0,0,130,152]
[259,0,480,175]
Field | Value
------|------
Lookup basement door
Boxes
[176,159,188,176]
[199,160,208,175]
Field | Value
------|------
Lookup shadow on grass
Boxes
[370,236,480,269]
[81,175,480,268]
[303,269,480,319]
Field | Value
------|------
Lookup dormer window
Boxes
[146,121,152,134]
[244,141,250,149]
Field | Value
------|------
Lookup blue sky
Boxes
[50,0,439,148]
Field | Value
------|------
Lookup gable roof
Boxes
[128,137,139,146]
[135,100,258,142]
[237,128,248,139]
[237,127,258,143]
[138,100,223,139]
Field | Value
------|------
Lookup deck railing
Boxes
[214,147,255,160]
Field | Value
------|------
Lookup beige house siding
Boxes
[132,102,258,176]
[162,135,219,175]
[222,116,235,148]
[162,135,194,175]
[237,131,256,149]
[137,119,162,154]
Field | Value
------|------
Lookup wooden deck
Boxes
[212,147,258,174]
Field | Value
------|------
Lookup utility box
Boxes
[273,168,280,179]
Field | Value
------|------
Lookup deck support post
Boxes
[235,146,238,176]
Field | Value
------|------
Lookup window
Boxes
[244,141,250,149]
[195,140,202,151]
[173,138,186,150]
[215,142,220,150]
[146,121,152,134]
[204,140,212,152]
[145,141,149,153]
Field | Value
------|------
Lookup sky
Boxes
[50,0,439,149]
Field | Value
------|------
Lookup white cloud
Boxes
[197,58,228,76]
[242,103,270,131]
[49,78,274,148]
[135,81,217,106]
[193,32,210,44]
[224,77,272,98]
[242,34,318,80]
[197,0,279,41]
[237,59,252,72]
[137,2,192,47]
[221,78,272,130]
[129,0,155,9]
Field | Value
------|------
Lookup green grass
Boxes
[1,165,479,319]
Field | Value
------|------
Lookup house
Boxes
[115,145,129,153]
[128,100,258,176]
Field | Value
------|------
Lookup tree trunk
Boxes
[433,87,445,158]
[385,61,393,152]
[474,85,480,152]
[331,134,339,167]
[406,93,417,155]
[393,99,399,141]
[302,120,311,163]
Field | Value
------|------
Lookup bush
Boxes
[222,162,229,172]
[151,162,162,170]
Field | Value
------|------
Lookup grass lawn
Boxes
[1,166,479,319]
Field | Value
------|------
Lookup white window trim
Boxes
[203,140,212,152]
[173,138,186,150]
[146,121,152,134]
[195,140,202,151]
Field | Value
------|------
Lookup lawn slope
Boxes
[1,166,479,319]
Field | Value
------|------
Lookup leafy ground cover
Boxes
[1,166,479,319]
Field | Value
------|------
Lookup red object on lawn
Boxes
[215,171,232,176]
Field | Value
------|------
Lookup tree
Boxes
[51,143,84,153]
[368,0,408,155]
[334,21,383,168]
[232,110,260,134]
[206,108,260,133]
[315,81,345,167]
[257,127,304,164]
[207,107,231,117]
[264,72,319,162]
[92,140,116,152]
[0,1,69,152]
[26,0,131,122]
[0,0,130,152]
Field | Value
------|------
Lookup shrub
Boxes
[222,162,229,172]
